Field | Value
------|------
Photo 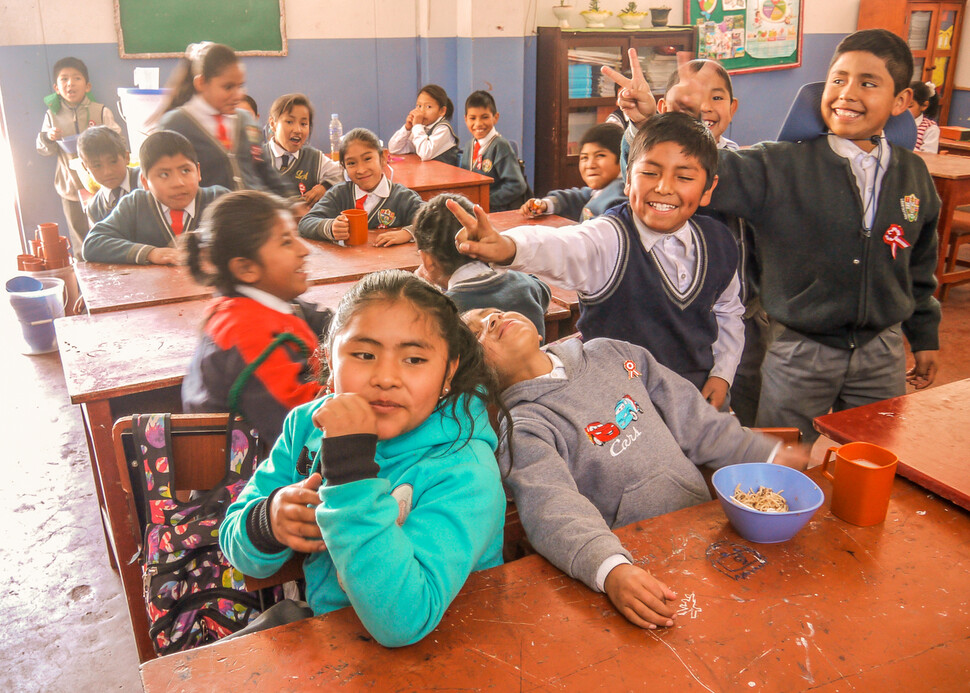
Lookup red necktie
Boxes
[170,209,185,236]
[355,194,366,210]
[473,140,481,167]
[214,114,231,149]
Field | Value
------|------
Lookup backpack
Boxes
[134,412,279,655]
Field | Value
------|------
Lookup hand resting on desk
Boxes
[604,564,677,630]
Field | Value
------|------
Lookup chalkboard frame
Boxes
[684,0,803,75]
[114,0,288,59]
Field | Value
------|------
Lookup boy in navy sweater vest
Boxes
[451,112,743,409]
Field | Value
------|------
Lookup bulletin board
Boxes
[114,0,287,59]
[685,0,802,75]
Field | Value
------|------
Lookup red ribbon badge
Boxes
[623,360,640,379]
[883,224,911,260]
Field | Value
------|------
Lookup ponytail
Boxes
[158,42,239,115]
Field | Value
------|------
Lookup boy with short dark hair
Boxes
[36,57,122,251]
[461,90,528,212]
[675,29,942,440]
[521,123,626,222]
[450,112,744,409]
[77,126,140,225]
[82,130,229,265]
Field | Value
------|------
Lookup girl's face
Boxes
[244,213,309,301]
[464,308,541,386]
[328,299,457,440]
[342,140,385,192]
[416,91,447,122]
[195,61,246,115]
[272,105,311,154]
[908,98,928,118]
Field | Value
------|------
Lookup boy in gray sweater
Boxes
[464,307,807,630]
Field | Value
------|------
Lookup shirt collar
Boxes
[476,128,500,150]
[234,284,295,315]
[157,197,197,221]
[268,138,293,160]
[355,174,391,200]
[447,261,498,290]
[631,214,693,252]
[827,132,891,169]
[185,94,222,118]
[535,350,566,380]
[119,173,133,194]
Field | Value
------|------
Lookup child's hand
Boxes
[404,111,415,131]
[771,444,810,471]
[604,564,677,630]
[304,184,327,207]
[46,126,62,141]
[448,200,517,265]
[331,214,351,241]
[520,198,547,217]
[269,473,327,553]
[147,247,182,265]
[409,107,425,128]
[907,350,940,389]
[373,228,412,247]
[701,376,729,409]
[312,392,378,438]
[601,48,657,125]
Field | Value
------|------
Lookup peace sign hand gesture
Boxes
[601,48,657,125]
[447,199,517,265]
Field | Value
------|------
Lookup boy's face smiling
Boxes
[625,141,716,233]
[660,64,738,141]
[54,68,90,106]
[465,107,498,140]
[272,104,311,154]
[82,152,130,190]
[579,142,621,190]
[140,154,201,210]
[822,50,910,152]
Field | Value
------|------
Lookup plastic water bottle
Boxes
[329,114,343,158]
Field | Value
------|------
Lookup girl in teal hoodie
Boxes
[220,269,506,647]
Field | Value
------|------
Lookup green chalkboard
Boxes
[685,0,802,74]
[115,0,286,58]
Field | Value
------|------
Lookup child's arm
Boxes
[703,272,745,409]
[297,187,349,242]
[80,195,169,265]
[373,186,422,246]
[545,186,596,222]
[387,124,415,155]
[904,182,943,389]
[313,394,505,647]
[449,199,622,296]
[487,139,528,211]
[317,153,345,188]
[409,121,457,161]
[705,148,772,224]
[36,112,59,155]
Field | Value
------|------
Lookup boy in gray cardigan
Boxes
[464,308,807,630]
[82,130,228,264]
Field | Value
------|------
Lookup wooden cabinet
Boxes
[534,26,695,195]
[858,0,966,124]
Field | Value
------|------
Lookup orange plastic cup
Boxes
[342,209,368,246]
[821,441,898,526]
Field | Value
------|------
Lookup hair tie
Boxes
[925,81,937,96]
[185,41,213,71]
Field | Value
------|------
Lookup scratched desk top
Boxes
[141,473,970,691]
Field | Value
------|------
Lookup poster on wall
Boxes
[685,0,802,74]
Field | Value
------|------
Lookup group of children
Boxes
[37,29,945,647]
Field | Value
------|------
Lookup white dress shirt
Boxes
[388,116,456,161]
[827,133,892,233]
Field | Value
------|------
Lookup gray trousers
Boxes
[755,322,906,443]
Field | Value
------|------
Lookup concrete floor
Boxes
[1,282,970,693]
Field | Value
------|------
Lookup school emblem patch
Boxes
[482,158,493,173]
[900,194,919,222]
[377,208,395,227]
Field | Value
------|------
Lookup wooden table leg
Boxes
[935,177,957,301]
[80,400,118,571]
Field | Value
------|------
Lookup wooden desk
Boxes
[141,473,970,691]
[76,231,421,314]
[939,137,970,156]
[389,154,492,211]
[814,378,970,512]
[917,151,970,298]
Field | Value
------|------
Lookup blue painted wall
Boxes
[2,31,847,242]
[949,88,970,127]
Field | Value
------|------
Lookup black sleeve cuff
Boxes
[320,433,379,486]
[246,488,289,554]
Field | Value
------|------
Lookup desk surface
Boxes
[76,230,421,314]
[389,153,492,193]
[917,150,970,179]
[814,379,970,511]
[140,474,970,691]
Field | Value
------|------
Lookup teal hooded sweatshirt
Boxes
[220,393,505,647]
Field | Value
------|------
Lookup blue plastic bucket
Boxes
[5,276,67,354]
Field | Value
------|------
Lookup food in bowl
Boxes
[732,485,789,512]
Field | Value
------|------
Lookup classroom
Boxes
[1,0,969,690]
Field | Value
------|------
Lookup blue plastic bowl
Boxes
[712,463,824,543]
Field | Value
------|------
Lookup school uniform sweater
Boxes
[461,134,527,212]
[181,294,332,446]
[85,167,141,225]
[446,262,552,341]
[543,177,627,222]
[158,107,295,196]
[708,136,941,352]
[81,185,228,264]
[388,117,461,165]
[298,180,423,242]
[500,337,777,591]
[264,141,343,196]
[36,96,120,201]
[220,393,505,647]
